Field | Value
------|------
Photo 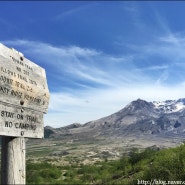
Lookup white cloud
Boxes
[2,39,148,87]
[2,38,185,128]
[44,82,185,127]
[54,3,98,22]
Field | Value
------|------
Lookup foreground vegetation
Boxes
[27,143,185,184]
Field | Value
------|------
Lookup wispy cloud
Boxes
[54,3,98,22]
[45,82,185,127]
[2,39,147,88]
[2,36,185,127]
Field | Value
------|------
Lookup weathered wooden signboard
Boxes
[0,43,50,138]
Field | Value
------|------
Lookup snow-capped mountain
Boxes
[79,98,185,136]
[153,98,185,114]
[45,98,185,139]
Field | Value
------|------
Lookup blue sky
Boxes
[1,1,185,127]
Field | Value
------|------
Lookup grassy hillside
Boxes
[26,142,185,184]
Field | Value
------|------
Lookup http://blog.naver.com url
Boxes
[137,179,185,185]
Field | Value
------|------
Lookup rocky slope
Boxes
[45,98,185,139]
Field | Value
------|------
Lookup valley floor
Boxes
[27,135,184,165]
[26,136,185,184]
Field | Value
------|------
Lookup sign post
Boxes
[1,137,26,184]
[0,43,50,184]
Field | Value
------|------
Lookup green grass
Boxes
[26,143,185,184]
[27,148,52,157]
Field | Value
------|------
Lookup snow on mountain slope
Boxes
[153,99,185,114]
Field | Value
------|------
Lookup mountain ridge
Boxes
[45,98,185,140]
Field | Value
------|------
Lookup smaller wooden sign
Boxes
[0,101,43,138]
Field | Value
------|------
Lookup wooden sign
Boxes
[0,43,49,113]
[0,102,43,138]
[0,43,50,138]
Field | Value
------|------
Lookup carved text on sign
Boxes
[0,43,50,113]
[0,102,43,138]
[0,43,49,138]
